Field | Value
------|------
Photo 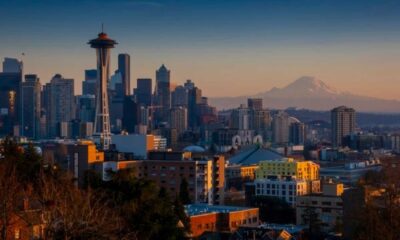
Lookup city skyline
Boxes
[2,0,400,99]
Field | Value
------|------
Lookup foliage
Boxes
[0,139,191,240]
[250,196,295,224]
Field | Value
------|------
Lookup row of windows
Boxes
[256,183,303,190]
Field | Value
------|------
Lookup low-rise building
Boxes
[185,204,259,238]
[98,152,225,205]
[256,158,319,181]
[42,140,104,186]
[296,182,344,231]
[254,176,320,207]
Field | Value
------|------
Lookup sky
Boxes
[1,0,400,99]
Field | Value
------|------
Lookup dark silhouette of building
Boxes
[21,74,41,139]
[136,78,152,107]
[188,87,202,129]
[0,58,23,136]
[82,69,97,95]
[154,64,171,122]
[118,54,130,96]
[122,96,138,133]
[247,98,263,111]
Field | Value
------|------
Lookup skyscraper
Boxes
[118,53,130,96]
[21,74,41,139]
[155,64,171,122]
[272,111,290,145]
[82,69,97,95]
[3,57,23,73]
[169,106,188,135]
[88,31,117,150]
[122,96,137,133]
[44,74,74,138]
[171,85,188,107]
[248,98,263,111]
[188,86,202,129]
[136,78,152,107]
[289,120,306,145]
[331,106,356,147]
[231,105,250,130]
[0,58,23,136]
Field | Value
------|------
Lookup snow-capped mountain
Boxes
[209,76,400,112]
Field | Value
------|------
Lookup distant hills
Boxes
[209,76,400,113]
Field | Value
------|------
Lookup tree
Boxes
[179,178,191,205]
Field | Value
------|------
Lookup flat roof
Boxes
[185,204,257,216]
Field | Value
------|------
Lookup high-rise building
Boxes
[248,98,263,111]
[82,69,97,95]
[2,57,23,73]
[75,95,96,123]
[136,78,152,107]
[122,96,137,133]
[44,74,75,138]
[0,58,23,136]
[188,87,202,129]
[88,31,117,150]
[231,105,250,130]
[118,53,130,96]
[169,106,188,134]
[171,85,188,107]
[289,120,306,145]
[331,106,356,147]
[272,111,290,145]
[154,64,171,122]
[184,79,195,90]
[21,74,41,139]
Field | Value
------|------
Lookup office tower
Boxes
[0,58,23,136]
[75,95,96,123]
[88,31,117,150]
[171,85,188,107]
[154,64,171,121]
[169,106,188,134]
[122,96,137,133]
[109,70,123,96]
[21,74,41,139]
[136,78,152,107]
[251,109,271,132]
[44,74,74,138]
[184,79,195,90]
[82,69,97,95]
[331,106,356,147]
[289,121,306,145]
[118,53,130,96]
[188,87,202,129]
[3,57,23,73]
[231,105,250,130]
[272,111,290,145]
[248,98,263,111]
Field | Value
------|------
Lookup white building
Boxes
[254,177,312,207]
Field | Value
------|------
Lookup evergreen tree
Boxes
[179,178,191,204]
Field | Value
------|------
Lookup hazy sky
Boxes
[1,0,400,99]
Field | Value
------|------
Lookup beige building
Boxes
[296,182,344,231]
[331,106,356,147]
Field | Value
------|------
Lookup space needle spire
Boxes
[88,29,117,150]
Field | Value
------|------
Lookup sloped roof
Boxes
[228,145,283,166]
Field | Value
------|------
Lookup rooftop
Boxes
[228,145,283,166]
[185,204,256,216]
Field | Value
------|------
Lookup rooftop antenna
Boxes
[101,23,104,33]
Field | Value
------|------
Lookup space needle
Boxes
[88,28,117,150]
